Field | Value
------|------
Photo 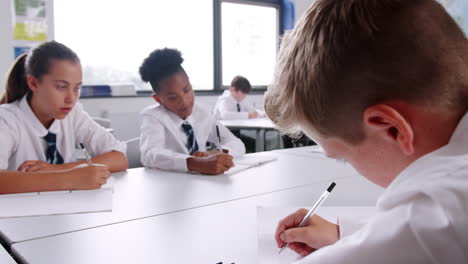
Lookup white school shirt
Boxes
[140,103,246,172]
[295,112,468,264]
[213,90,256,120]
[0,95,127,170]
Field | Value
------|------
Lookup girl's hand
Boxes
[17,160,58,172]
[64,164,111,190]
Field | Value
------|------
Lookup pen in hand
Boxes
[279,182,337,254]
[79,143,93,166]
[216,125,222,151]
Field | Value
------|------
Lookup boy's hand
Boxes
[248,111,259,119]
[275,208,340,256]
[63,164,111,190]
[187,153,234,175]
[18,160,58,172]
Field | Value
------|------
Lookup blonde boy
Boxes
[265,0,468,263]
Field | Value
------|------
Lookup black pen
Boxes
[216,125,222,151]
[79,143,93,165]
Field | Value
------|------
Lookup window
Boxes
[54,0,214,91]
[213,0,280,89]
[219,1,279,88]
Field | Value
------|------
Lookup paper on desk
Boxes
[257,206,304,264]
[0,177,114,218]
[258,206,377,263]
[225,155,277,176]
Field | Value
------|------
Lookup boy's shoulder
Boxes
[217,90,233,101]
[379,148,468,210]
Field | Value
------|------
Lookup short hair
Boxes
[139,48,184,93]
[231,75,252,93]
[265,0,468,143]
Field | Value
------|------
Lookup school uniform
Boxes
[213,90,256,120]
[0,95,126,170]
[296,112,468,264]
[140,103,246,172]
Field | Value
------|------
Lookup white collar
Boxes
[164,105,196,128]
[378,111,468,207]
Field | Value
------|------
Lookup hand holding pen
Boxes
[275,182,338,256]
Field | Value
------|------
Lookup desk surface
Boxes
[220,118,276,129]
[0,150,366,245]
[11,178,381,264]
[0,244,15,264]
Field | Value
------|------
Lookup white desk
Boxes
[0,244,16,264]
[0,150,367,246]
[11,177,381,264]
[271,145,324,157]
[220,118,278,151]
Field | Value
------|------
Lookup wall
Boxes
[0,0,14,91]
[294,0,314,22]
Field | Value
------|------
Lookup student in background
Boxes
[0,41,128,194]
[266,0,468,263]
[214,75,263,120]
[139,48,245,175]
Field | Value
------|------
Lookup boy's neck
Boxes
[394,102,465,159]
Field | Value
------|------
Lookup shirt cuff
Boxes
[174,155,189,172]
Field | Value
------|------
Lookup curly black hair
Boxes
[139,48,184,93]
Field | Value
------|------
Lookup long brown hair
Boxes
[0,41,80,104]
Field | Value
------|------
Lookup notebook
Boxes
[0,177,114,218]
[225,155,278,176]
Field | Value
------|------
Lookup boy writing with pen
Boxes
[139,48,246,175]
[266,0,468,263]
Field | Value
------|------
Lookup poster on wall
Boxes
[12,0,49,58]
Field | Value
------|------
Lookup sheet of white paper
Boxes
[224,156,277,176]
[257,206,305,264]
[0,178,114,218]
[257,206,377,264]
[234,155,277,166]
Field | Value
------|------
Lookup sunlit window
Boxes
[221,2,278,87]
[54,0,214,90]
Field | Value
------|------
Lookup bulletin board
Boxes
[12,0,49,58]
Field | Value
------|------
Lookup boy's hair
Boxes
[1,41,79,104]
[139,48,185,94]
[264,0,468,143]
[231,75,252,93]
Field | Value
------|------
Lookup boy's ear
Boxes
[152,94,161,104]
[26,75,39,92]
[363,104,414,155]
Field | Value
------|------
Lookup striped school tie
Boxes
[236,103,241,112]
[43,132,64,164]
[181,121,199,154]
